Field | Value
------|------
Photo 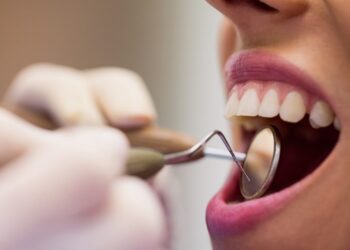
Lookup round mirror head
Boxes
[240,126,281,200]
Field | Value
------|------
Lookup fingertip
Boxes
[112,115,155,130]
[4,127,132,216]
[6,63,106,127]
[85,67,158,130]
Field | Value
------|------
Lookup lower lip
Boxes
[206,165,305,237]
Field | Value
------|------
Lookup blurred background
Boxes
[0,1,231,249]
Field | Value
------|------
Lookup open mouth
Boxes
[206,51,340,235]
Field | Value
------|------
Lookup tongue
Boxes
[267,117,339,193]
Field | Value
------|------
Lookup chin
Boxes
[205,50,350,249]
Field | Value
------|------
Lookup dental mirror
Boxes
[125,126,281,200]
[240,126,281,200]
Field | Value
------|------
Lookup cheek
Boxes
[326,0,350,45]
[219,18,237,70]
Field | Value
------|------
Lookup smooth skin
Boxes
[207,0,350,249]
[1,64,173,250]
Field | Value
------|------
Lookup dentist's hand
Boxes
[1,64,175,250]
[4,64,157,129]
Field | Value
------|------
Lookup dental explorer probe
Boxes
[127,126,281,200]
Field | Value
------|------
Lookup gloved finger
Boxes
[151,166,179,247]
[4,63,105,127]
[36,177,167,250]
[0,127,129,248]
[85,68,157,130]
[0,108,50,165]
[100,177,167,250]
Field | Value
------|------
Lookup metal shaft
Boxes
[126,130,250,180]
[204,147,246,162]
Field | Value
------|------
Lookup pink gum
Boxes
[231,81,319,113]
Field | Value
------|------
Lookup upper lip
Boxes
[224,50,333,109]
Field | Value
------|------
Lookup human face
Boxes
[206,1,350,249]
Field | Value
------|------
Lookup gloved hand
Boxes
[1,64,176,250]
[4,64,157,129]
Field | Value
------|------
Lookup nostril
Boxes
[224,0,278,12]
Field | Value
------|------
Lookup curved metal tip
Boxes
[208,130,251,182]
[165,130,251,181]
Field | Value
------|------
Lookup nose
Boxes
[209,0,308,18]
[258,0,308,16]
[208,0,308,45]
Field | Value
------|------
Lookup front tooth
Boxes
[309,101,334,128]
[225,91,239,118]
[258,89,279,118]
[237,89,260,117]
[280,91,306,123]
[334,117,340,131]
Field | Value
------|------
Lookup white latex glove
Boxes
[5,64,157,129]
[2,64,176,250]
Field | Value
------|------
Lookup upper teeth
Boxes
[237,89,260,116]
[258,89,279,118]
[309,101,334,128]
[280,91,306,123]
[225,87,339,130]
[334,117,341,130]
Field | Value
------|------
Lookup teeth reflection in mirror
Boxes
[225,91,239,118]
[258,89,279,118]
[309,101,335,128]
[279,91,306,123]
[334,117,341,131]
[237,89,260,117]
